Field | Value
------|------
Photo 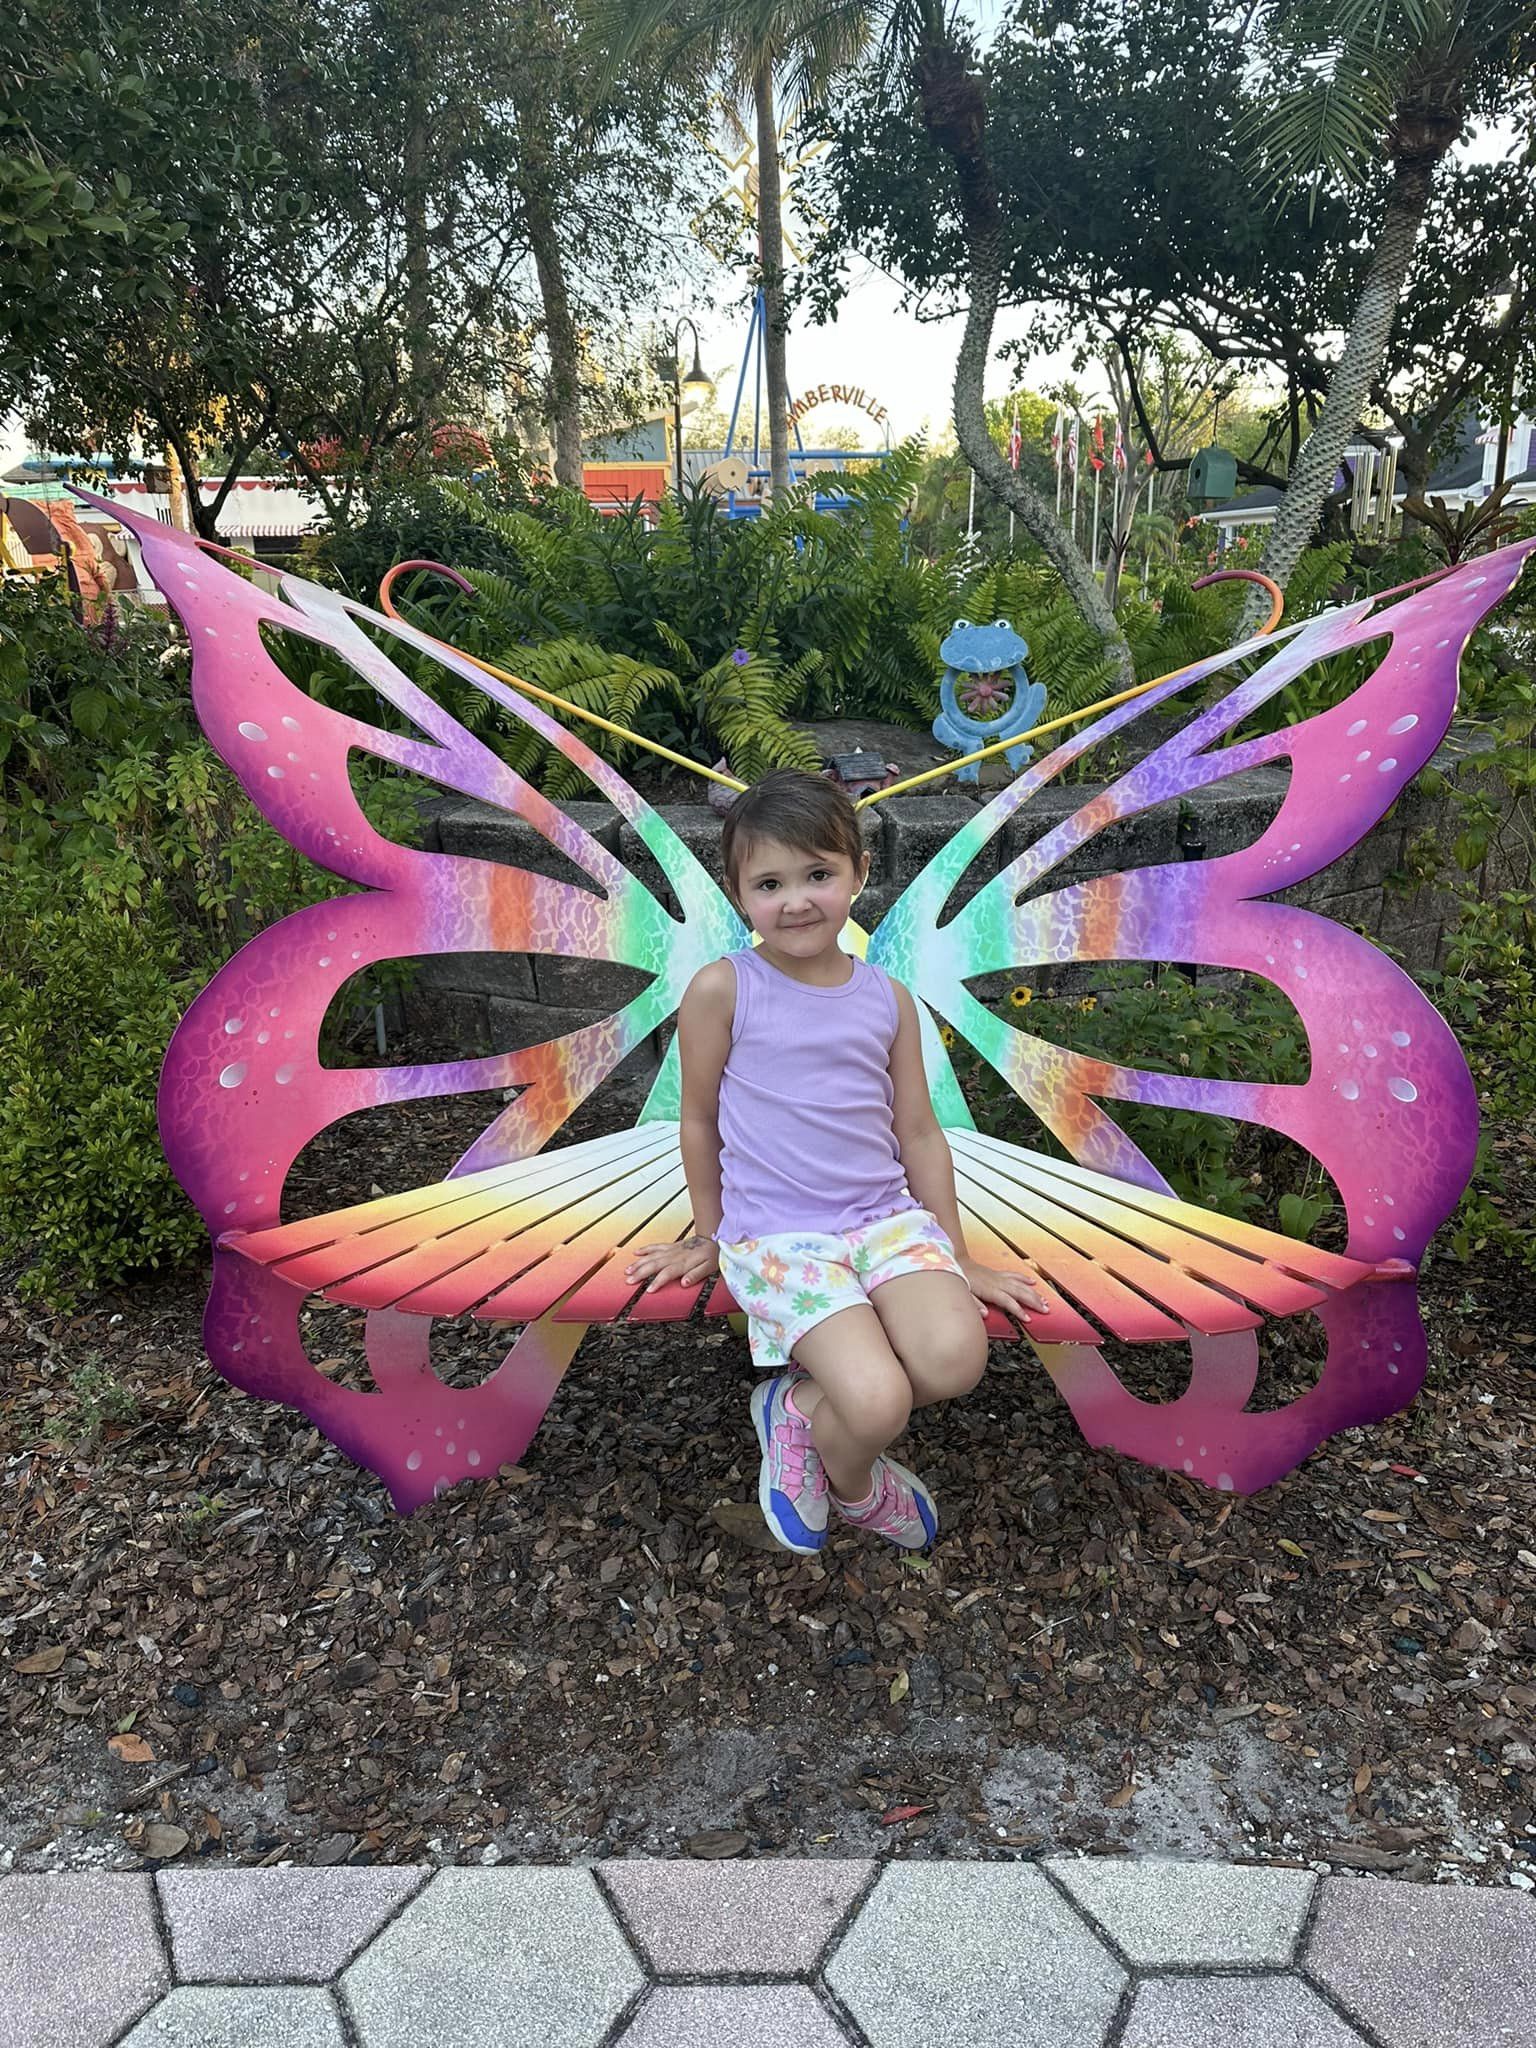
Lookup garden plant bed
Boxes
[2,1078,1533,1888]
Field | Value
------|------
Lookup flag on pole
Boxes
[1092,415,1105,458]
[1067,416,1079,473]
[1009,404,1022,471]
[1112,418,1127,472]
[1053,407,1065,514]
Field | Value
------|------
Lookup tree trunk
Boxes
[753,62,792,502]
[165,443,193,535]
[523,165,584,489]
[1243,156,1435,630]
[914,30,1132,685]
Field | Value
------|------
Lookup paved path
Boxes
[3,1857,1533,2047]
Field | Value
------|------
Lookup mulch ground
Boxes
[3,1074,1533,1886]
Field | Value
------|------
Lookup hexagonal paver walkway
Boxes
[826,1863,1127,2047]
[1,1858,1533,2048]
[340,1868,645,2047]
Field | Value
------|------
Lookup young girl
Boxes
[623,771,1045,1556]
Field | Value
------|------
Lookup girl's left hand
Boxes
[959,1255,1047,1319]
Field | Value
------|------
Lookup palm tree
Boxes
[902,13,1135,683]
[598,0,875,501]
[1239,0,1536,625]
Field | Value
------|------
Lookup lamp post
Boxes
[656,318,712,500]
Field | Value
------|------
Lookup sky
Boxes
[678,260,1068,452]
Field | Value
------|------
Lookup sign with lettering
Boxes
[786,383,889,431]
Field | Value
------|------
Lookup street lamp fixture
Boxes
[657,318,712,500]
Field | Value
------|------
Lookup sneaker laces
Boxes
[845,1460,912,1527]
[772,1419,826,1499]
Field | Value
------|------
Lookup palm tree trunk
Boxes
[1243,157,1434,630]
[753,61,792,502]
[523,167,585,489]
[914,30,1132,685]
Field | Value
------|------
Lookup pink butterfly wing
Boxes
[874,544,1536,1490]
[97,497,744,1510]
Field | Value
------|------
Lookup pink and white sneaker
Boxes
[749,1373,828,1555]
[833,1454,938,1550]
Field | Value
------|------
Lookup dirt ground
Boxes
[3,1077,1533,1887]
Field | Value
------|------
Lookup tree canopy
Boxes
[812,0,1535,495]
[4,0,713,533]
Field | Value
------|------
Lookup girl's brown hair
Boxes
[719,770,865,895]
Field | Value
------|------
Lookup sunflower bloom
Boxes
[1009,986,1033,1008]
[1079,996,1098,1013]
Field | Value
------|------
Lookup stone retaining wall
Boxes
[396,732,1519,1059]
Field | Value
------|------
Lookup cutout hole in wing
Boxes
[317,957,656,1068]
[258,620,444,746]
[957,967,1311,1089]
[1088,1335,1192,1407]
[282,1089,518,1221]
[429,1316,531,1390]
[1207,629,1394,753]
[998,763,1292,916]
[257,618,633,861]
[295,1300,378,1391]
[1243,1304,1330,1414]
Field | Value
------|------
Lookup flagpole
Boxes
[1070,421,1080,543]
[966,466,975,540]
[1091,463,1101,573]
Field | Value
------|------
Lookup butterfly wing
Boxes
[870,544,1536,1491]
[97,495,746,1510]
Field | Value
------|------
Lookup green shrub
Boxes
[0,876,207,1303]
[0,578,418,1307]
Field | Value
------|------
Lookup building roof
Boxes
[1204,485,1281,518]
[1420,449,1485,494]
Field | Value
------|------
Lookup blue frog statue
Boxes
[931,617,1047,785]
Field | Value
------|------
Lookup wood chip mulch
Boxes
[3,1080,1533,1885]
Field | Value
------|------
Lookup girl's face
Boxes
[731,836,869,959]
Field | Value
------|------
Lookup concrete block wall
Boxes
[397,736,1518,1055]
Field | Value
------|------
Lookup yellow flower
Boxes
[1078,996,1098,1013]
[1009,986,1033,1008]
[939,1025,956,1047]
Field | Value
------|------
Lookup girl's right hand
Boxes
[624,1234,720,1293]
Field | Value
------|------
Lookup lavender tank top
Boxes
[714,946,920,1245]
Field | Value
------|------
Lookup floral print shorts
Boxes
[717,1208,965,1371]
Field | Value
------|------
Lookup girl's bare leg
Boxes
[868,1271,988,1408]
[787,1305,913,1502]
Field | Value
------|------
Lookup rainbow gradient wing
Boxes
[869,543,1536,1493]
[97,496,746,1510]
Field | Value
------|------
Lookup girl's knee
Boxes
[832,1367,911,1447]
[917,1325,988,1401]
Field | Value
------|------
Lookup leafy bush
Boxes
[0,569,194,788]
[0,577,417,1306]
[0,875,208,1302]
[308,446,1211,789]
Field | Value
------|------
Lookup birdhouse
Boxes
[1187,445,1237,505]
